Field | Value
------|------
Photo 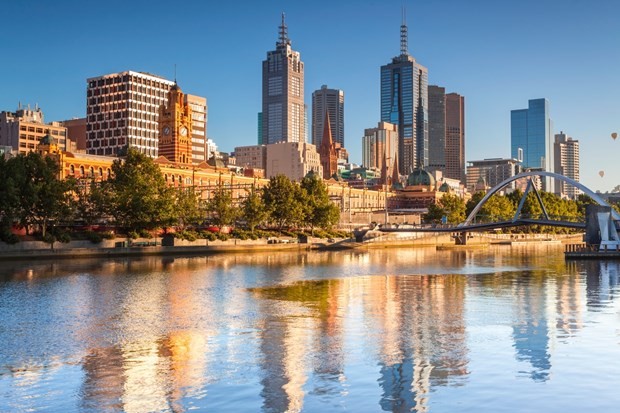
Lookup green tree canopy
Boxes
[206,185,239,227]
[300,174,340,231]
[107,148,175,233]
[423,193,465,224]
[241,186,269,233]
[262,175,306,229]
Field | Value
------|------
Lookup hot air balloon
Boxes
[599,170,605,178]
[612,132,618,140]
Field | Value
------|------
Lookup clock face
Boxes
[163,126,171,136]
[180,126,188,137]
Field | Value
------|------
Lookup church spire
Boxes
[319,111,337,180]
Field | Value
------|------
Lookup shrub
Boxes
[127,231,140,239]
[86,231,103,244]
[0,230,19,244]
[216,232,230,241]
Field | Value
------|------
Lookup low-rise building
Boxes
[266,141,322,181]
[0,105,72,155]
[466,158,522,193]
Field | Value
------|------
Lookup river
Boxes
[0,246,619,412]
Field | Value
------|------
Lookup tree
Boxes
[480,194,516,222]
[423,193,465,224]
[206,185,239,227]
[241,186,269,233]
[8,152,76,238]
[439,193,466,224]
[107,148,175,234]
[300,174,340,232]
[74,178,113,226]
[262,175,306,229]
[465,191,486,217]
[174,187,203,230]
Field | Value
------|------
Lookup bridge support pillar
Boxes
[455,232,468,245]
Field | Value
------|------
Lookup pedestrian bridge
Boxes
[378,171,618,235]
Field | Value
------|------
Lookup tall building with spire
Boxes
[262,13,305,145]
[380,11,428,173]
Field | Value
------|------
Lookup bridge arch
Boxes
[462,171,619,226]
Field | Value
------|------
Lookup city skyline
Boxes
[1,0,618,191]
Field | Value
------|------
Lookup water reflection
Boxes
[1,249,620,412]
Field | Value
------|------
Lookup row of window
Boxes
[68,164,111,179]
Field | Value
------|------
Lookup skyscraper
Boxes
[428,86,466,183]
[511,98,554,171]
[261,14,305,145]
[554,132,580,199]
[380,14,428,173]
[312,85,344,148]
[445,92,465,183]
[428,86,446,170]
[86,71,175,157]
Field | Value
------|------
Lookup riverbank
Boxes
[0,232,584,261]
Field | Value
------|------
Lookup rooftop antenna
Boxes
[400,5,408,56]
[174,63,177,85]
[278,12,290,47]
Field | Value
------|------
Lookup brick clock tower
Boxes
[158,83,193,164]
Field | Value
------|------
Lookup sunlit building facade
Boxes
[380,17,428,173]
[86,70,175,157]
[554,132,580,199]
[312,85,344,148]
[261,14,305,145]
[511,98,553,189]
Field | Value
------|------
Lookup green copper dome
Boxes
[407,169,435,187]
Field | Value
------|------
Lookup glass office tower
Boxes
[380,17,428,174]
[511,98,553,171]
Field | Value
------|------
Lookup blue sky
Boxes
[1,0,618,192]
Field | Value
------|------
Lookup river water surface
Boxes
[1,246,619,412]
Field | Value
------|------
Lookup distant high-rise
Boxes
[428,86,465,183]
[86,71,175,157]
[511,98,554,191]
[362,121,399,172]
[380,13,428,173]
[445,92,465,183]
[511,99,554,169]
[554,132,580,199]
[312,85,344,148]
[261,14,305,145]
[428,86,446,170]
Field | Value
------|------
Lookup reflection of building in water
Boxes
[555,271,583,339]
[583,261,620,308]
[312,280,348,396]
[252,279,350,412]
[364,275,469,412]
[510,262,590,382]
[511,272,552,382]
[78,263,215,412]
[257,307,312,412]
